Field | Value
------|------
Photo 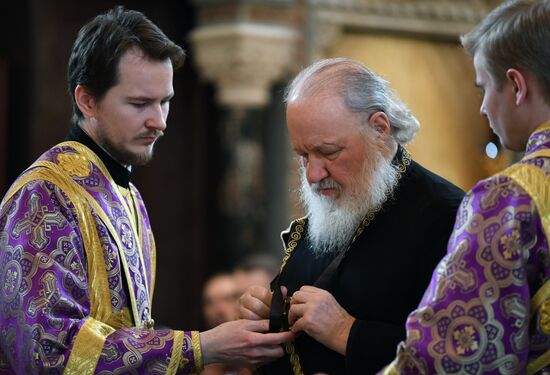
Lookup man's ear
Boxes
[505,68,527,106]
[367,111,391,138]
[74,85,97,118]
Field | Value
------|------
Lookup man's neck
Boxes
[65,124,132,187]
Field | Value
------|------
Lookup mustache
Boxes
[135,130,164,140]
[310,178,341,193]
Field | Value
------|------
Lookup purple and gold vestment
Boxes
[0,141,201,374]
[382,122,550,375]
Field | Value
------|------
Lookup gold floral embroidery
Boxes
[500,229,521,260]
[452,326,479,355]
[57,152,91,178]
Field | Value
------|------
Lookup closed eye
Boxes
[319,148,341,160]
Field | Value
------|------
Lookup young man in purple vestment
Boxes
[0,6,292,375]
[377,0,550,373]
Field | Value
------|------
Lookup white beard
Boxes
[299,148,399,256]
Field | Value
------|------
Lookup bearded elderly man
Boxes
[240,58,465,375]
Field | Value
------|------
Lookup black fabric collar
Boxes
[65,124,132,188]
[392,144,404,166]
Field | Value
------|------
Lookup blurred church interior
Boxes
[0,0,508,330]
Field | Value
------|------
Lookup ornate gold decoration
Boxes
[500,230,521,260]
[452,325,479,355]
[279,218,305,273]
[539,300,550,335]
[3,165,113,326]
[57,152,91,178]
[191,331,203,372]
[12,193,65,249]
[498,147,550,375]
[279,148,412,375]
[64,317,115,375]
[166,331,184,375]
[61,142,152,327]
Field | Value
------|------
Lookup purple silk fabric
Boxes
[383,127,550,374]
[0,143,197,374]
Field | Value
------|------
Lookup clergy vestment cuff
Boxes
[180,331,203,373]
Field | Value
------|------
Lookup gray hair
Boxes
[461,0,550,104]
[284,58,420,145]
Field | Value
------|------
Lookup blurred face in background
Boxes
[202,274,239,329]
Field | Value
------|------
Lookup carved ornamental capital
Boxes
[190,22,297,108]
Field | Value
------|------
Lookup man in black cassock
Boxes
[240,58,465,375]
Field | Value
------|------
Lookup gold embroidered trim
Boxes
[522,149,550,162]
[499,160,550,375]
[31,160,140,326]
[167,330,184,375]
[64,317,115,375]
[279,219,306,273]
[500,163,550,269]
[107,308,134,330]
[530,121,550,137]
[528,347,550,375]
[62,141,151,305]
[2,143,154,328]
[382,360,399,375]
[278,149,412,375]
[1,167,113,323]
[191,331,203,372]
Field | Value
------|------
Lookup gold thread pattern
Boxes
[3,167,112,323]
[31,161,131,324]
[63,142,151,325]
[530,121,550,137]
[56,152,91,178]
[64,317,115,375]
[167,330,184,375]
[452,325,479,355]
[498,157,550,375]
[192,330,203,372]
[539,300,550,335]
[41,143,151,328]
[528,347,550,375]
[382,359,399,375]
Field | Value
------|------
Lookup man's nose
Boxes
[479,102,487,117]
[146,103,167,131]
[306,158,329,185]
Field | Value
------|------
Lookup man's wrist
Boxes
[332,316,356,355]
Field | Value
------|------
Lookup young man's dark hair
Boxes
[67,6,185,126]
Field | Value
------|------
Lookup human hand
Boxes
[288,286,355,355]
[238,285,272,320]
[200,319,294,368]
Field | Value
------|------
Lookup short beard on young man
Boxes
[96,126,162,167]
[299,135,399,256]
